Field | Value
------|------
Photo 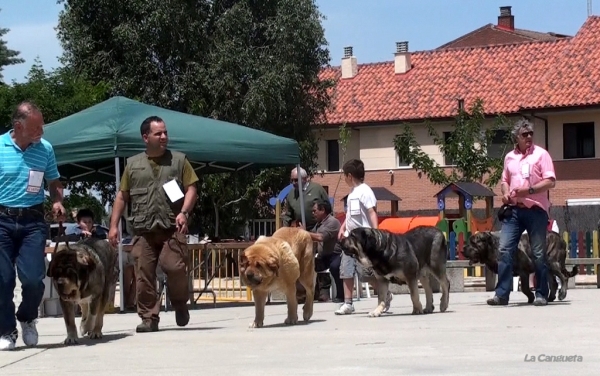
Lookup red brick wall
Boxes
[312,159,600,214]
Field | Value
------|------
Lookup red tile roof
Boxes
[319,16,600,126]
[437,24,570,49]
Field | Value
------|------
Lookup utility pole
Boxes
[589,0,593,16]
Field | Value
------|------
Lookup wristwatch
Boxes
[181,210,189,219]
[528,187,535,194]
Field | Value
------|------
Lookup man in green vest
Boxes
[108,116,199,333]
[282,167,329,230]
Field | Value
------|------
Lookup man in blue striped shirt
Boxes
[0,102,66,351]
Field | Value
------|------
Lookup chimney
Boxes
[341,46,358,79]
[394,41,411,74]
[497,6,514,30]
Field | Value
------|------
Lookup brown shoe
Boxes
[175,308,190,327]
[136,320,159,333]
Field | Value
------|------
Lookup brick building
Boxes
[311,15,600,226]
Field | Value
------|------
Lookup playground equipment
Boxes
[434,182,496,277]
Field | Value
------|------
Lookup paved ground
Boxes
[2,289,598,375]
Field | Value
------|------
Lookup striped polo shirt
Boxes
[0,131,60,208]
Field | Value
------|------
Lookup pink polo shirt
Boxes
[501,143,556,213]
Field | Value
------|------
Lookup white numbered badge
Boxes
[521,163,530,178]
[27,170,44,194]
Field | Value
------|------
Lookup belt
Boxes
[0,204,45,217]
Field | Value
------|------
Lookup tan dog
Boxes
[240,227,316,328]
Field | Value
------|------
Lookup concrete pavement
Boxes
[2,288,599,375]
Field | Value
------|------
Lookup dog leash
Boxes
[52,221,70,254]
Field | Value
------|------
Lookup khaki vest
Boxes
[126,150,186,235]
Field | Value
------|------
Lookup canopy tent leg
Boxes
[115,156,125,313]
[297,163,306,228]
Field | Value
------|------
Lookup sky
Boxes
[0,0,595,84]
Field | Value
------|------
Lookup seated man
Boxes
[67,208,108,239]
[303,199,344,302]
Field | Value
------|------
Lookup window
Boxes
[443,132,455,166]
[326,139,340,171]
[563,122,595,159]
[396,152,409,167]
[395,134,409,167]
[487,129,510,159]
[322,185,329,194]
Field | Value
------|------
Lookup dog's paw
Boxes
[558,290,567,301]
[411,306,424,315]
[527,295,535,304]
[249,321,263,328]
[284,316,298,325]
[302,306,313,322]
[88,331,103,340]
[79,326,90,337]
[440,302,448,313]
[63,336,79,345]
[368,309,383,318]
[424,305,435,314]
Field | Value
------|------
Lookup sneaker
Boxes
[334,303,355,315]
[175,308,190,327]
[486,296,509,306]
[533,296,548,306]
[382,291,393,313]
[0,332,17,351]
[136,320,159,333]
[20,321,38,347]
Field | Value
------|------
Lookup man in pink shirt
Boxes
[487,119,556,307]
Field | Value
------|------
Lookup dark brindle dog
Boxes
[463,231,577,303]
[339,226,450,317]
[47,237,117,345]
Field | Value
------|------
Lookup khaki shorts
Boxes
[339,252,375,281]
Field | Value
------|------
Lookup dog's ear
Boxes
[239,252,249,272]
[361,228,378,252]
[266,257,279,277]
[46,259,55,278]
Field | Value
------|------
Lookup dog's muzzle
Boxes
[244,272,262,286]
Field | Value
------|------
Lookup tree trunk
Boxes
[212,198,220,238]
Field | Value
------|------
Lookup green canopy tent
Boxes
[43,96,301,180]
[43,96,308,312]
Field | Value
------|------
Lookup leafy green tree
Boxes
[44,192,107,225]
[0,11,25,83]
[56,0,335,236]
[393,99,512,190]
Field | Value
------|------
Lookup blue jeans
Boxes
[0,213,48,336]
[496,205,549,300]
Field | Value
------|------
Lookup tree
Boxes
[393,99,512,190]
[44,192,107,225]
[56,0,336,236]
[0,11,25,83]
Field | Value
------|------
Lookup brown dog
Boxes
[46,238,116,345]
[240,227,315,328]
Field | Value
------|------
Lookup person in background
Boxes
[67,208,107,239]
[282,167,329,230]
[488,118,556,307]
[335,159,392,315]
[301,199,344,302]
